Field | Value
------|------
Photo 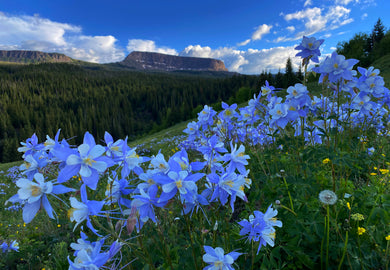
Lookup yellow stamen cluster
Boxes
[176,180,183,189]
[30,185,42,197]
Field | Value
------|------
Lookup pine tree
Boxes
[284,57,296,88]
[367,18,386,52]
[297,64,304,82]
[373,18,385,44]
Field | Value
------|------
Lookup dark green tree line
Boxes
[0,63,258,162]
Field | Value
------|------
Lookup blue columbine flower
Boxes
[312,51,358,84]
[17,133,44,158]
[58,132,113,190]
[68,236,121,269]
[295,36,324,63]
[130,186,166,229]
[207,171,246,211]
[15,172,74,223]
[238,205,282,254]
[202,246,241,270]
[155,170,204,204]
[68,184,105,235]
[104,131,125,162]
[220,143,250,175]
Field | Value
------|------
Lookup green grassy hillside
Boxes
[372,54,390,88]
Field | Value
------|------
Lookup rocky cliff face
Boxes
[0,50,73,63]
[120,51,228,72]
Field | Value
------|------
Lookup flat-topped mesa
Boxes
[0,50,73,63]
[121,51,228,72]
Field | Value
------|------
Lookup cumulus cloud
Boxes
[126,39,178,55]
[0,12,125,63]
[251,24,273,41]
[180,44,299,74]
[281,5,353,41]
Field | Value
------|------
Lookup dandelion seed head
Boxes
[319,190,338,205]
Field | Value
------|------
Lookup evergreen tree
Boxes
[373,18,386,44]
[297,64,304,82]
[283,57,297,88]
[275,69,284,88]
[367,18,386,53]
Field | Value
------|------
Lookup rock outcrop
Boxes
[120,51,228,72]
[0,50,73,63]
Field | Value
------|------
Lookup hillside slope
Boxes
[372,54,390,87]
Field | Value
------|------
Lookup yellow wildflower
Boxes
[347,202,351,210]
[322,158,331,164]
[385,235,390,241]
[357,227,366,235]
[370,172,377,176]
[379,169,389,174]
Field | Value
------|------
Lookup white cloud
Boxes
[180,44,300,74]
[361,13,368,20]
[251,24,273,41]
[0,13,125,63]
[304,0,312,6]
[281,6,353,41]
[237,39,251,47]
[334,0,356,5]
[126,39,178,55]
[286,26,295,32]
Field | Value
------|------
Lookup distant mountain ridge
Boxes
[119,51,228,72]
[0,50,74,63]
[0,49,229,72]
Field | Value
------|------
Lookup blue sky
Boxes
[0,0,388,74]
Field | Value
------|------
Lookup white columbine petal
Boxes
[79,165,92,177]
[78,144,90,157]
[88,145,106,159]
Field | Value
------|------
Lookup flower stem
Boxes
[320,215,325,270]
[326,205,330,270]
[282,176,294,212]
[338,231,348,270]
[251,240,255,270]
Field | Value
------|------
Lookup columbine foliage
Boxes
[2,35,390,269]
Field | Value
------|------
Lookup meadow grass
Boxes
[1,54,390,269]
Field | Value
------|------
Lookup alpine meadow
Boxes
[1,19,390,270]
